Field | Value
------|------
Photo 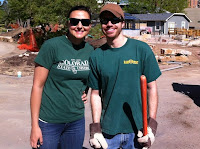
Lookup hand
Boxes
[89,123,108,149]
[30,126,43,148]
[82,91,87,104]
[137,117,158,149]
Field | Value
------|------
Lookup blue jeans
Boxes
[38,117,85,149]
[103,133,141,149]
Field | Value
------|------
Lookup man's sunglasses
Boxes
[69,18,91,26]
[100,17,123,25]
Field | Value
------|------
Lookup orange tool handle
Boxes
[140,75,148,136]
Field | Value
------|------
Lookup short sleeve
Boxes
[142,45,161,83]
[87,52,100,90]
[34,40,55,70]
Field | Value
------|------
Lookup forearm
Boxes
[30,65,48,128]
[90,89,102,123]
[147,81,158,119]
[30,85,43,128]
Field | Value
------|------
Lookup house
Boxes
[185,8,200,29]
[125,13,192,35]
[124,13,140,30]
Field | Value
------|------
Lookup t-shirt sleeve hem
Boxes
[87,83,99,90]
[147,71,162,83]
[34,59,51,70]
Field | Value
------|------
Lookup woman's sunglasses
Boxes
[69,18,91,26]
[100,17,123,25]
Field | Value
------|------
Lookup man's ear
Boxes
[122,21,125,28]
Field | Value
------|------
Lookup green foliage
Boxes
[0,27,7,33]
[0,0,8,25]
[161,0,188,13]
[124,0,188,14]
[124,0,148,14]
[3,0,98,27]
[0,8,5,23]
[89,23,104,39]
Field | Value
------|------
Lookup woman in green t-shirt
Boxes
[30,5,94,149]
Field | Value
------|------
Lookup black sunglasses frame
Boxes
[100,17,123,25]
[68,18,91,26]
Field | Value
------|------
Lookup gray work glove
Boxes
[137,117,158,149]
[89,123,108,149]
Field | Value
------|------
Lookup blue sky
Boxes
[0,0,4,4]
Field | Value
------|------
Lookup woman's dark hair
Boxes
[67,5,91,19]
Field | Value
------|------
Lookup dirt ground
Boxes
[0,38,200,149]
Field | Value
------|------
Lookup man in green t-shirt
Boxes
[88,3,161,149]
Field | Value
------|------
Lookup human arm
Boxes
[138,80,158,148]
[30,64,49,148]
[90,89,102,123]
[81,91,87,104]
[148,80,158,120]
[82,86,90,104]
[89,89,108,149]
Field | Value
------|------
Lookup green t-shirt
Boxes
[35,35,93,123]
[88,38,161,135]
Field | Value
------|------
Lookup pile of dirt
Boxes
[0,52,37,76]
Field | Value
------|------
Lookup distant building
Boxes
[124,13,192,35]
[188,0,200,8]
[185,8,200,29]
[96,0,118,4]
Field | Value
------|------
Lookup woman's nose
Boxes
[77,21,83,28]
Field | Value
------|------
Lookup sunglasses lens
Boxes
[69,18,79,26]
[69,18,90,26]
[100,19,109,25]
[100,18,122,25]
[81,19,91,26]
[111,18,121,24]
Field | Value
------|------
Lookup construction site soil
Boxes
[0,38,199,77]
[0,38,200,149]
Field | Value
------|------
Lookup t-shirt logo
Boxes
[57,59,90,74]
[124,59,138,64]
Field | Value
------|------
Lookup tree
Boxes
[124,0,188,14]
[0,0,10,27]
[161,0,188,13]
[5,0,99,27]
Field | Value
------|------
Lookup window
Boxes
[168,22,175,28]
[181,21,186,29]
[155,22,161,31]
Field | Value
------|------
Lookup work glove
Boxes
[137,117,158,149]
[89,123,108,149]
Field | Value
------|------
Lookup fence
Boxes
[168,28,200,37]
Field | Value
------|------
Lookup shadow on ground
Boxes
[172,83,200,107]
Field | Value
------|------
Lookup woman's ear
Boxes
[66,20,69,28]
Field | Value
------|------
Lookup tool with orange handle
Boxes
[140,75,148,136]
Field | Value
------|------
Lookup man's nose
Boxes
[106,21,113,26]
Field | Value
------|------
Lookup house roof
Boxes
[131,13,192,22]
[124,13,139,20]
